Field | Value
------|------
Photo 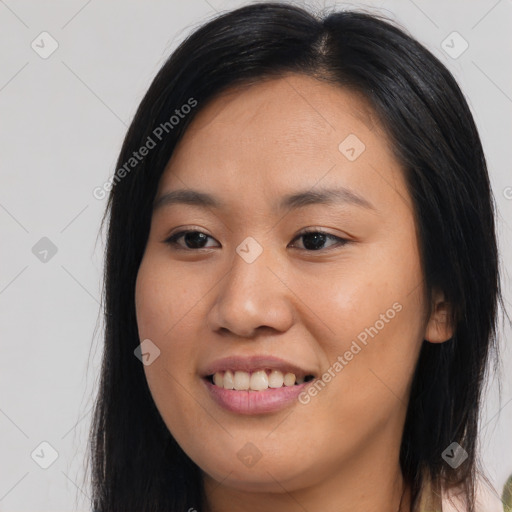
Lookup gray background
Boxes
[0,0,511,510]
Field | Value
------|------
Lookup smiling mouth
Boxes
[206,369,315,391]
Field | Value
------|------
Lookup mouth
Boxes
[205,369,316,391]
[200,354,318,414]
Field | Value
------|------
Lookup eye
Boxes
[289,229,349,251]
[164,229,349,252]
[164,230,219,250]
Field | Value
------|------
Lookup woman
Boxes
[89,2,506,511]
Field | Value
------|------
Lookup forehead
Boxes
[156,74,409,214]
[177,74,383,150]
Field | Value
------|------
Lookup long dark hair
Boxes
[88,2,506,510]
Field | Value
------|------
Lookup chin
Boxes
[199,453,319,494]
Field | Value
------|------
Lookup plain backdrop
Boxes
[0,1,511,510]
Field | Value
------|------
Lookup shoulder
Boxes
[441,478,504,512]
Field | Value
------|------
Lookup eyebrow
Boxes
[153,186,376,212]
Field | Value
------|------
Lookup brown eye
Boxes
[164,230,218,250]
[290,230,349,251]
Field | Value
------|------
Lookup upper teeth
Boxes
[212,369,305,391]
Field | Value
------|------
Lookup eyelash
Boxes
[163,228,349,252]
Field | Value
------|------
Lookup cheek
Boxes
[135,254,204,340]
[301,246,425,407]
[135,254,209,423]
[135,272,200,381]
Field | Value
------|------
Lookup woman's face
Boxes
[135,74,450,496]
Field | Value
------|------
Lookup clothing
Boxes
[416,474,505,511]
[417,475,443,511]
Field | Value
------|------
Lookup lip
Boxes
[200,354,316,380]
[202,377,312,415]
[200,354,317,415]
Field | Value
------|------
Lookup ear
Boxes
[424,287,454,343]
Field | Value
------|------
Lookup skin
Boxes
[134,73,453,512]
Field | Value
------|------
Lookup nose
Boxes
[206,239,295,338]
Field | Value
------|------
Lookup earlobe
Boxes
[424,289,454,343]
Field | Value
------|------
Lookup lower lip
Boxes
[203,377,311,415]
